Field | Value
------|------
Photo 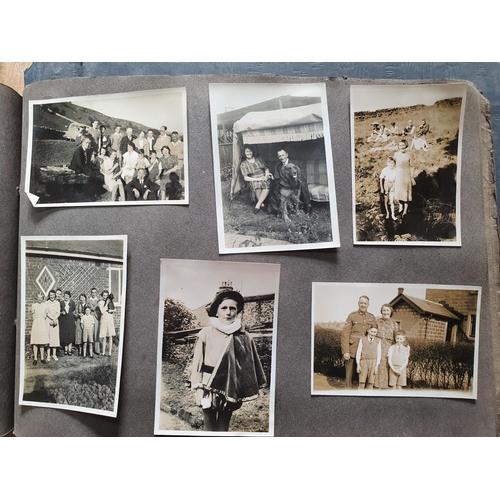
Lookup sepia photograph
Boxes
[312,282,480,398]
[154,259,280,435]
[210,82,339,253]
[26,88,187,207]
[19,236,127,417]
[351,83,466,245]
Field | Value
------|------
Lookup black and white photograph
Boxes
[351,83,466,245]
[312,282,480,399]
[154,259,279,435]
[19,236,127,417]
[210,82,339,253]
[26,88,187,207]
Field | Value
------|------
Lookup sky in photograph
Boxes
[160,260,280,310]
[313,284,429,323]
[210,82,325,116]
[75,88,185,132]
[351,83,467,112]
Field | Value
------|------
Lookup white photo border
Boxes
[350,83,467,246]
[311,282,480,399]
[210,82,340,254]
[19,235,128,417]
[25,87,188,207]
[154,259,280,436]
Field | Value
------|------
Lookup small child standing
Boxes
[379,157,397,220]
[356,326,381,389]
[388,331,410,389]
[81,306,95,358]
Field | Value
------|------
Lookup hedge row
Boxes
[314,326,474,390]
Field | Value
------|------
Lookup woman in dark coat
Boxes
[59,291,76,355]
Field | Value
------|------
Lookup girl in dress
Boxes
[393,139,415,217]
[239,145,272,214]
[98,290,116,357]
[374,304,398,389]
[30,292,49,365]
[190,288,267,432]
[45,290,61,362]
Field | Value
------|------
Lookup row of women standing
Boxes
[29,288,116,364]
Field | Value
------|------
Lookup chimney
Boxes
[398,287,404,295]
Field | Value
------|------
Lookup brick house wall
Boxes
[425,289,478,338]
[25,255,123,339]
[425,289,477,316]
[392,303,447,341]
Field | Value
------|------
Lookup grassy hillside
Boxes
[353,98,462,242]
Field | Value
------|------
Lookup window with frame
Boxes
[108,267,123,306]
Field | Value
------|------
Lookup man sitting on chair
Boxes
[275,149,312,214]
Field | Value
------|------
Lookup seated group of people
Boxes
[237,145,312,216]
[69,121,184,202]
[367,118,431,152]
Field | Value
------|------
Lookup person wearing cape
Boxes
[190,288,267,432]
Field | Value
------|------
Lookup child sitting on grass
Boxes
[356,326,381,389]
[388,331,410,389]
[379,157,397,220]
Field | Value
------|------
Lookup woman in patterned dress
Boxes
[374,304,398,389]
[239,145,273,214]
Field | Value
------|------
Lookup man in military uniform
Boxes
[341,295,376,389]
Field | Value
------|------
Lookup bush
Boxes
[313,326,344,376]
[313,326,475,391]
[406,339,474,390]
[253,336,273,385]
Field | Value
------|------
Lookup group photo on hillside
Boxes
[351,83,467,245]
[26,88,187,207]
[312,282,479,399]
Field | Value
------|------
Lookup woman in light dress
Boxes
[30,292,50,365]
[393,139,415,217]
[98,290,116,357]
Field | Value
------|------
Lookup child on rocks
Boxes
[356,326,381,389]
[388,331,410,389]
[379,157,397,220]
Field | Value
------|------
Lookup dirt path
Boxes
[158,409,193,431]
[313,372,345,391]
